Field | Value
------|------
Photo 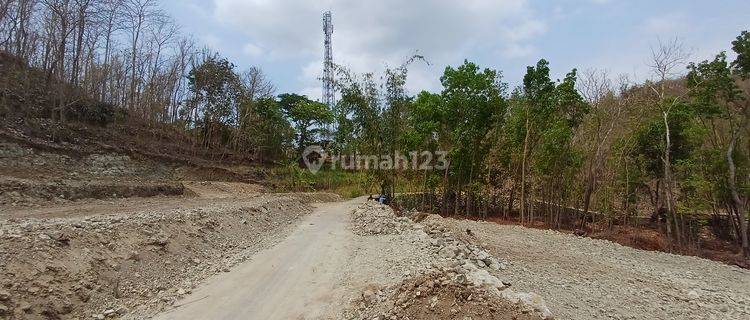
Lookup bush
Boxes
[67,101,118,126]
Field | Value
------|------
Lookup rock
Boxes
[19,301,32,312]
[489,262,504,271]
[438,246,457,259]
[115,307,129,315]
[501,290,553,319]
[0,305,8,316]
[0,290,9,301]
[686,290,700,301]
[362,287,380,305]
[462,263,505,290]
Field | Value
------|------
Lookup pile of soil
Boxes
[0,194,318,319]
[425,215,750,320]
[341,202,551,320]
[345,267,544,320]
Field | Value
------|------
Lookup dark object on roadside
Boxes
[466,229,474,237]
[574,229,587,237]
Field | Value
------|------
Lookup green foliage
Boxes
[270,165,376,198]
[278,93,334,156]
[187,56,241,125]
[687,52,740,116]
[731,30,750,78]
[633,102,696,177]
[248,98,295,160]
[555,69,590,127]
[494,59,588,188]
[439,60,507,184]
[403,91,444,151]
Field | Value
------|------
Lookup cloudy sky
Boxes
[162,0,750,100]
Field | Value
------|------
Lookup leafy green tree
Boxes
[187,55,242,147]
[248,98,295,161]
[732,31,750,77]
[440,61,506,183]
[503,60,588,223]
[278,93,334,160]
[435,60,507,213]
[687,35,750,256]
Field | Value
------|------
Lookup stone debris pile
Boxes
[344,202,552,319]
[351,202,413,235]
[0,194,317,320]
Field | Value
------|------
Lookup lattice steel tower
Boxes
[322,11,335,108]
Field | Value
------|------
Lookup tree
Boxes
[438,60,506,214]
[278,93,333,161]
[577,69,624,222]
[246,98,294,161]
[187,55,241,147]
[647,37,690,242]
[687,31,750,256]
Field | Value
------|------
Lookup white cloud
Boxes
[641,12,689,37]
[501,19,547,42]
[242,42,264,57]
[200,33,222,50]
[502,43,535,59]
[210,0,546,94]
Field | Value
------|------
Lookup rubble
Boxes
[0,194,326,320]
[423,215,750,320]
[343,202,552,319]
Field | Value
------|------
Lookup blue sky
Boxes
[162,0,750,99]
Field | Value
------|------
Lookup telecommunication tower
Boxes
[322,11,335,109]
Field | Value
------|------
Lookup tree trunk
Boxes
[727,128,749,257]
[521,111,531,225]
[663,111,681,244]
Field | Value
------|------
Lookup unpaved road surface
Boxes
[0,188,340,320]
[3,189,748,320]
[431,217,750,320]
[154,198,362,320]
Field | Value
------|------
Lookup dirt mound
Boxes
[352,202,414,235]
[0,177,184,206]
[287,192,343,203]
[341,202,552,320]
[0,194,314,320]
[346,268,543,320]
[182,181,265,198]
[424,215,750,320]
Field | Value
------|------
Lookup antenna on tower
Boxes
[322,11,335,110]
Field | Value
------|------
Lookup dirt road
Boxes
[153,198,364,320]
[5,188,746,320]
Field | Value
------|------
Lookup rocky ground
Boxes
[0,142,178,207]
[339,202,552,319]
[0,193,339,320]
[427,216,750,320]
[0,141,260,208]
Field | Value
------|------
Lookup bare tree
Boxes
[42,0,76,121]
[122,0,159,113]
[69,0,91,85]
[577,69,625,224]
[648,37,690,243]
